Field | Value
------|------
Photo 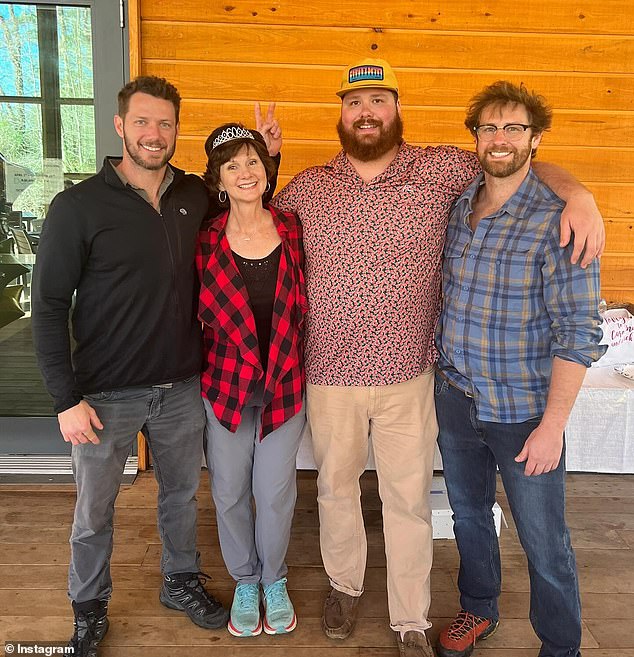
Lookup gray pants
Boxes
[203,395,305,586]
[69,375,205,603]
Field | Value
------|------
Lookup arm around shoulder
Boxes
[532,161,605,267]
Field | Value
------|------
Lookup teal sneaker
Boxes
[262,578,297,635]
[228,582,262,637]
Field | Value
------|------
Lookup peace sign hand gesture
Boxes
[255,102,282,157]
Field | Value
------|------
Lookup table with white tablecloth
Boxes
[565,366,634,473]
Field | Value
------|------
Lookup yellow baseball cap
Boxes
[336,58,399,98]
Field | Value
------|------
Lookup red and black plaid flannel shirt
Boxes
[196,204,307,438]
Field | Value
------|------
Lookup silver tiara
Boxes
[212,125,255,149]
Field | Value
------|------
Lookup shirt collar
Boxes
[109,158,174,196]
[325,141,412,183]
[456,167,541,220]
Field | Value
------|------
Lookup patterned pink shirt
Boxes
[274,143,480,386]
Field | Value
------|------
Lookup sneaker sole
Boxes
[263,613,297,635]
[159,589,230,630]
[436,620,500,657]
[228,617,263,637]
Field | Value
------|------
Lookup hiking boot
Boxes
[262,578,297,635]
[397,630,434,657]
[437,610,499,657]
[322,587,360,639]
[228,582,262,637]
[160,572,229,629]
[68,599,109,657]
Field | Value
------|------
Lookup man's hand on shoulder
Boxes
[559,189,605,268]
[514,422,564,476]
[58,400,104,445]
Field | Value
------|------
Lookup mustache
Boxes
[352,118,383,129]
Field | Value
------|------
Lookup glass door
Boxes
[0,0,127,479]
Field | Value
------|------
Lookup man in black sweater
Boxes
[32,76,232,656]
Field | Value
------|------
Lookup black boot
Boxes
[160,572,229,629]
[69,599,109,657]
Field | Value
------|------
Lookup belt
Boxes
[436,368,474,398]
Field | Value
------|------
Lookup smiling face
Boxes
[475,103,542,179]
[218,144,268,205]
[114,92,178,171]
[336,88,403,162]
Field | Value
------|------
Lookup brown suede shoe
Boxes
[397,630,434,657]
[321,587,360,639]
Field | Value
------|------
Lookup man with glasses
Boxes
[435,81,605,657]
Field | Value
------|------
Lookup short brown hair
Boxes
[203,123,276,206]
[117,76,181,122]
[465,81,552,136]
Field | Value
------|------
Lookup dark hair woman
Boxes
[196,122,307,638]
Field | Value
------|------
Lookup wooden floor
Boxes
[1,470,634,656]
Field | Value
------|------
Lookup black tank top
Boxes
[232,243,282,372]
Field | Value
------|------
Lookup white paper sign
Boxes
[41,158,65,199]
[592,308,634,367]
[4,162,35,202]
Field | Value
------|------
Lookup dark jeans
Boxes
[68,375,205,603]
[435,373,582,657]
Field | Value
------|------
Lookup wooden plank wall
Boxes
[132,0,634,302]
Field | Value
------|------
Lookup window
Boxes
[1,4,98,222]
[0,0,125,456]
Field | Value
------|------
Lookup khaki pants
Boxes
[307,369,437,634]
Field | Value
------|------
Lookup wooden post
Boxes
[127,0,142,79]
[137,432,149,470]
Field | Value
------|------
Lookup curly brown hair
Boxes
[465,80,552,143]
[202,123,276,206]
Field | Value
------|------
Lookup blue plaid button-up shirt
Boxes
[436,168,606,423]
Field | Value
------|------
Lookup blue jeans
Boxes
[69,375,205,603]
[435,373,581,657]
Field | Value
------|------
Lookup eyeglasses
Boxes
[472,124,534,142]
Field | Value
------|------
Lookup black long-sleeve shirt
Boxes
[32,158,210,413]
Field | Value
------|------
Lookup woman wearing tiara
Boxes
[196,120,307,637]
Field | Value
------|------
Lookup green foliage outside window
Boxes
[0,4,95,219]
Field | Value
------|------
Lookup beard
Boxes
[479,141,533,178]
[336,114,403,162]
[123,132,175,171]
